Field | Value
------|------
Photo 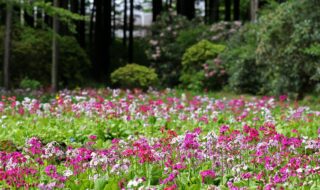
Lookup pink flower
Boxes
[241,172,252,179]
[219,125,229,134]
[89,135,97,141]
[161,171,179,184]
[279,95,288,102]
[45,165,57,178]
[164,184,177,190]
[200,170,215,183]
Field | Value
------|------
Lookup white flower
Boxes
[63,169,73,177]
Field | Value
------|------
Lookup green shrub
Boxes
[111,64,158,89]
[19,78,41,90]
[256,0,320,98]
[221,23,266,94]
[180,40,225,91]
[0,26,91,88]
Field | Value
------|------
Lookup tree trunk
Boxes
[225,0,231,21]
[123,0,127,47]
[71,0,79,37]
[208,0,219,23]
[78,0,86,48]
[152,0,163,22]
[204,0,208,23]
[250,0,258,22]
[3,0,12,89]
[93,0,101,80]
[71,0,85,47]
[52,0,60,93]
[103,0,112,80]
[93,0,112,82]
[176,0,182,15]
[112,0,116,40]
[177,0,195,20]
[79,0,86,47]
[20,0,25,26]
[0,4,5,25]
[128,0,134,63]
[233,0,240,20]
[59,0,69,35]
[89,0,96,53]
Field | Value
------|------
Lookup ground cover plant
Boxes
[0,89,319,189]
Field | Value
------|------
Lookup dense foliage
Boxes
[180,40,225,91]
[146,12,196,87]
[19,78,41,90]
[0,26,90,88]
[256,0,320,98]
[146,11,241,87]
[221,24,264,94]
[0,89,319,189]
[110,64,158,89]
[220,0,320,98]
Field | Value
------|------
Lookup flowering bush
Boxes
[146,11,241,87]
[180,40,225,91]
[146,11,192,86]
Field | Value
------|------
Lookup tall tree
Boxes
[89,0,96,52]
[233,0,240,20]
[92,0,112,82]
[71,0,85,47]
[177,0,195,20]
[204,0,209,23]
[152,0,162,22]
[20,0,25,25]
[123,0,127,47]
[70,0,80,33]
[52,0,60,92]
[250,0,258,22]
[79,0,86,47]
[78,0,86,48]
[208,0,219,23]
[128,0,134,63]
[225,0,231,21]
[3,0,12,89]
[176,0,181,14]
[112,0,116,39]
[59,0,69,35]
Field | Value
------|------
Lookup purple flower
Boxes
[45,165,57,176]
[161,171,179,184]
[219,125,229,134]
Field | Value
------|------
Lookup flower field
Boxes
[0,89,319,189]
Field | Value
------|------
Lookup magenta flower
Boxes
[45,165,57,177]
[89,135,97,141]
[219,125,229,134]
[161,171,179,184]
[200,170,215,183]
[241,172,252,179]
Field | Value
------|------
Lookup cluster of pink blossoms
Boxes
[0,89,319,189]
